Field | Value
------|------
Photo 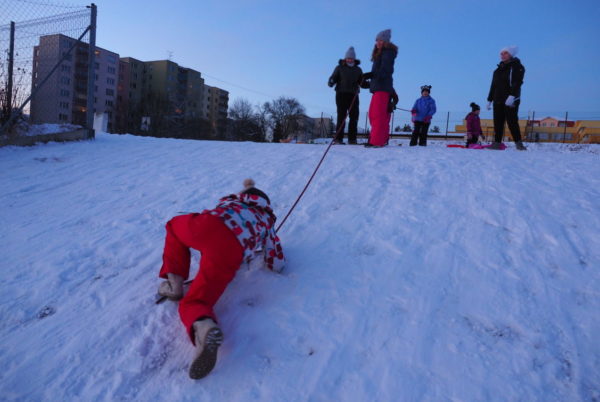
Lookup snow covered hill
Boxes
[1,134,599,401]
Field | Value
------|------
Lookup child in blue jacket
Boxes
[410,85,437,146]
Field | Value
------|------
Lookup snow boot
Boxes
[158,273,184,301]
[515,141,527,151]
[488,142,504,150]
[189,318,224,379]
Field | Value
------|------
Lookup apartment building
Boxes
[204,85,229,123]
[30,34,119,132]
[116,56,145,133]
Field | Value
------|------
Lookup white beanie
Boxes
[345,46,356,59]
[500,45,519,57]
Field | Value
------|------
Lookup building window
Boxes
[107,77,115,85]
[107,66,116,74]
[94,62,100,70]
[60,89,70,97]
[107,54,117,64]
[105,100,114,107]
[60,101,69,109]
[58,113,69,121]
[106,88,114,96]
[61,65,71,73]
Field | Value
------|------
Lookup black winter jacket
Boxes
[487,57,525,104]
[329,60,363,94]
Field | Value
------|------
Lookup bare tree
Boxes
[264,96,305,142]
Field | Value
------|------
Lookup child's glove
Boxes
[328,78,335,88]
[505,95,516,107]
[158,273,184,301]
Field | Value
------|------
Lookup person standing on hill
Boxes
[363,29,397,148]
[487,45,527,151]
[409,85,437,146]
[328,47,364,145]
[465,102,483,147]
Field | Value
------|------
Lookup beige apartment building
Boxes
[30,34,119,132]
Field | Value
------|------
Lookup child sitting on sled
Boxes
[157,179,285,379]
[465,102,483,147]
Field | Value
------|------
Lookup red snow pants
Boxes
[368,91,391,146]
[159,213,244,343]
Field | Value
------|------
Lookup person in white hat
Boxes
[486,46,527,150]
[328,46,364,144]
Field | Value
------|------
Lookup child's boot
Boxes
[189,318,223,379]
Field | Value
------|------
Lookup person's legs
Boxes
[348,94,359,144]
[505,104,522,142]
[159,214,196,280]
[368,91,391,146]
[410,121,421,146]
[177,214,244,343]
[335,92,348,142]
[493,103,506,143]
[419,123,430,146]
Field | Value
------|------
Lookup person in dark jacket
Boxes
[465,102,483,147]
[487,46,527,150]
[409,85,437,146]
[362,29,398,147]
[328,47,363,144]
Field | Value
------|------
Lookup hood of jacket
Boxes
[497,56,522,69]
[221,193,276,220]
[338,59,361,66]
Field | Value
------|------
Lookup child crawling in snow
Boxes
[157,179,285,379]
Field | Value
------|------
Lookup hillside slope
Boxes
[1,134,599,401]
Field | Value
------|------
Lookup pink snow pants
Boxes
[159,213,244,343]
[368,91,391,146]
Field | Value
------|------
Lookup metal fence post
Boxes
[445,111,449,138]
[563,111,568,143]
[6,21,15,120]
[86,3,97,139]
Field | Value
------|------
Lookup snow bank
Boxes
[0,133,598,401]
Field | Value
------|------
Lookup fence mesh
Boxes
[0,0,92,137]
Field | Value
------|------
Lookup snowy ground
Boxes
[1,133,599,401]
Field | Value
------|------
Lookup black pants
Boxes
[410,121,430,146]
[335,92,359,143]
[493,102,522,143]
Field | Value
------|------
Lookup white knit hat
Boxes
[500,45,519,57]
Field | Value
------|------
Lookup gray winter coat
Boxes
[329,60,363,94]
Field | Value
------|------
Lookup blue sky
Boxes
[8,0,600,123]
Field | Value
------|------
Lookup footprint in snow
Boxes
[37,305,56,319]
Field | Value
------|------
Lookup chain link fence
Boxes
[0,0,96,141]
